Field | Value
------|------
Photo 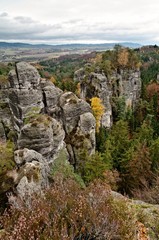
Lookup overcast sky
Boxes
[0,0,159,45]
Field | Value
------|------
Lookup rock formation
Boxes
[0,62,96,199]
[59,92,95,166]
[0,60,141,201]
[74,66,141,128]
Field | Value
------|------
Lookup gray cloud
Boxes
[0,12,158,44]
[14,16,38,24]
[0,12,8,17]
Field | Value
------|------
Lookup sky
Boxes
[0,0,159,45]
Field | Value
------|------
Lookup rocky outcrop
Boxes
[18,115,65,160]
[0,62,96,200]
[41,79,63,118]
[8,62,44,131]
[74,67,141,128]
[14,148,49,198]
[111,190,159,240]
[110,69,141,108]
[0,81,13,141]
[59,92,96,165]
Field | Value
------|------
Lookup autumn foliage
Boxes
[0,177,136,240]
[90,97,105,132]
[117,48,129,67]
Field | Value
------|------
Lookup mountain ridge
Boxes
[0,41,142,49]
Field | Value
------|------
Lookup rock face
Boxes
[59,92,96,165]
[74,67,141,128]
[0,82,13,141]
[14,148,49,198]
[0,62,96,199]
[110,69,141,108]
[18,116,65,160]
[8,62,44,130]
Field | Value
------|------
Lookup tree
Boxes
[90,97,105,132]
[117,48,129,67]
[96,127,108,152]
[103,120,131,173]
[81,151,109,184]
[122,143,154,195]
[150,138,159,171]
[50,76,56,84]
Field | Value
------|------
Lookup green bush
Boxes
[0,141,15,213]
[77,150,110,184]
[50,149,85,188]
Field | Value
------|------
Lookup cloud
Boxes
[14,16,38,24]
[0,11,159,44]
[0,12,8,17]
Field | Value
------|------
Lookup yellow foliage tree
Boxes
[90,97,105,132]
[75,82,81,97]
[117,48,129,67]
[50,76,56,84]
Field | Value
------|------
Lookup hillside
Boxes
[1,45,159,239]
[0,41,142,49]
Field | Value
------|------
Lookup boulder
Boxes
[14,148,49,198]
[42,83,63,117]
[59,92,92,133]
[59,92,96,165]
[17,115,65,160]
[8,62,40,89]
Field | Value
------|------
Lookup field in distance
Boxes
[0,42,141,63]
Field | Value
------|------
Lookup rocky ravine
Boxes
[0,62,96,199]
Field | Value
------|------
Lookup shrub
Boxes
[0,141,15,212]
[0,141,15,188]
[77,150,110,185]
[0,179,137,240]
[50,149,85,188]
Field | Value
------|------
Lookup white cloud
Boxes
[0,0,159,44]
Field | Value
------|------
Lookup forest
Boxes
[1,45,159,239]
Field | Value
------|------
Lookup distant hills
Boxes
[0,41,142,49]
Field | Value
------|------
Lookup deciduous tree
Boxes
[90,97,105,132]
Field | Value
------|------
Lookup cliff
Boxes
[74,65,141,128]
[0,62,95,199]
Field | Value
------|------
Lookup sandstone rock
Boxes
[7,63,95,168]
[74,66,141,128]
[17,115,65,160]
[14,148,46,165]
[42,84,63,117]
[110,69,141,108]
[0,89,13,141]
[0,62,97,200]
[59,92,92,134]
[59,92,96,165]
[13,148,50,199]
[7,62,44,131]
[16,174,42,199]
[8,62,40,89]
[74,70,112,128]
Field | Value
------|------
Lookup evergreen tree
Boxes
[103,120,131,173]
